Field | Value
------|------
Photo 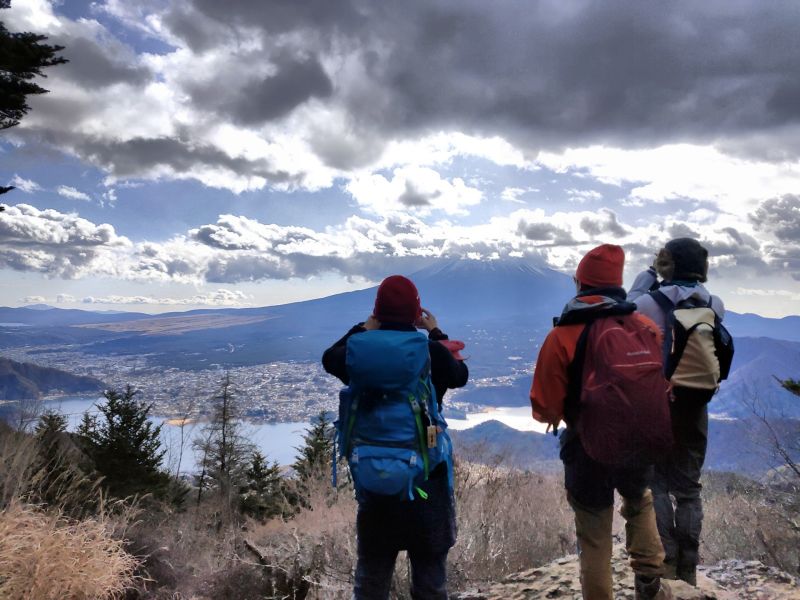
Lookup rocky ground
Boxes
[454,544,799,599]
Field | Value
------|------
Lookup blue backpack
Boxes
[333,330,453,500]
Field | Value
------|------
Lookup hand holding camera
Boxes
[415,307,438,332]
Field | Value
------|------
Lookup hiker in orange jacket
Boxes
[530,244,672,600]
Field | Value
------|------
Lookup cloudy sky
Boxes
[2,0,800,317]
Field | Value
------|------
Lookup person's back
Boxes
[628,238,727,586]
[322,274,468,600]
[530,244,673,600]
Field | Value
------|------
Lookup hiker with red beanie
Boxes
[628,238,730,586]
[530,245,673,600]
[322,274,468,600]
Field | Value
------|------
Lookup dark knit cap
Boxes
[373,275,422,325]
[575,244,625,288]
[665,238,708,282]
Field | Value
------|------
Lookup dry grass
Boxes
[702,472,800,575]
[0,501,139,600]
[0,421,103,517]
[449,454,575,587]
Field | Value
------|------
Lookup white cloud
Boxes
[8,175,41,194]
[501,187,536,204]
[56,293,76,303]
[57,185,92,202]
[0,200,793,291]
[101,188,117,207]
[733,287,800,302]
[21,295,46,304]
[378,133,535,173]
[81,289,251,306]
[537,144,800,216]
[346,166,483,216]
[0,203,131,278]
[566,188,603,203]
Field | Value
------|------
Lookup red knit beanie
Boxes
[373,275,422,324]
[575,244,625,288]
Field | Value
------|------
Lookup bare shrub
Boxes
[0,421,101,515]
[449,445,575,588]
[702,472,800,576]
[244,471,358,599]
[0,501,138,600]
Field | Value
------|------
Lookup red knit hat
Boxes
[575,244,625,288]
[373,275,422,324]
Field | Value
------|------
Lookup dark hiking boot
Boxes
[634,575,674,600]
[676,565,697,586]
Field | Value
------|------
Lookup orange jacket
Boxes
[529,300,662,428]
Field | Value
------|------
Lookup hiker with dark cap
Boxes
[530,244,673,600]
[629,238,730,586]
[322,274,468,600]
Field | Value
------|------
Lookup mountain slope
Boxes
[0,357,104,400]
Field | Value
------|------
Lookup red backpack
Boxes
[565,313,673,467]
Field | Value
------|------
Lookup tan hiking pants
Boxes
[569,490,665,600]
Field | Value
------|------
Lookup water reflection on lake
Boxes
[447,405,549,434]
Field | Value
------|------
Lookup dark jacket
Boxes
[322,322,469,408]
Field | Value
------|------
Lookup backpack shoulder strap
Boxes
[564,320,594,426]
[648,290,675,376]
[648,289,674,313]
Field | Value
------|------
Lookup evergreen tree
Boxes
[292,411,334,483]
[239,450,285,521]
[194,373,253,509]
[34,410,67,438]
[33,411,96,512]
[78,386,170,499]
[0,0,68,133]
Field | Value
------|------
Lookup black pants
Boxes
[560,428,652,508]
[354,467,455,599]
[651,388,711,572]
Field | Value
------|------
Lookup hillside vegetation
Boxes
[0,380,797,599]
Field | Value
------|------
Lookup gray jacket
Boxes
[628,268,725,334]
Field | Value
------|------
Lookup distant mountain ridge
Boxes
[0,258,798,416]
[453,418,800,476]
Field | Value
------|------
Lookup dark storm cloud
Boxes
[367,0,800,153]
[25,0,800,191]
[750,195,800,242]
[580,209,629,237]
[55,36,151,88]
[74,137,294,184]
[179,0,800,159]
[187,0,366,35]
[668,223,700,239]
[230,56,333,125]
[184,52,333,126]
[161,5,228,53]
[516,220,576,246]
[398,182,435,207]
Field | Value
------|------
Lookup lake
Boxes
[36,396,311,476]
[5,396,547,476]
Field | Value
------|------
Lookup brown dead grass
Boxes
[76,314,273,335]
[0,501,139,600]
